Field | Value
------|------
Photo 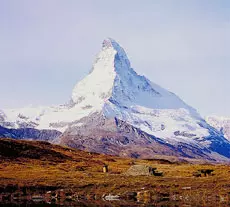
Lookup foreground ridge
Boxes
[1,138,230,206]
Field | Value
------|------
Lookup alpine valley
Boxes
[1,38,230,162]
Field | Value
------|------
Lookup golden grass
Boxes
[0,138,230,200]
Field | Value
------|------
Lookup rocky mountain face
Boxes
[59,112,226,161]
[0,125,61,142]
[1,38,230,162]
[206,116,230,141]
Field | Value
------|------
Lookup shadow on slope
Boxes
[0,138,70,162]
[0,125,61,142]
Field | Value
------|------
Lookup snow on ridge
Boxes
[71,39,117,105]
[103,100,209,144]
[206,116,230,140]
[103,38,131,68]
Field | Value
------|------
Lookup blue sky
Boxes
[0,0,230,117]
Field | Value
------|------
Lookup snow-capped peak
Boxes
[71,39,117,104]
[1,38,202,135]
[70,39,206,142]
[102,38,131,68]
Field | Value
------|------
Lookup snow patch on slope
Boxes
[1,105,97,132]
[206,116,230,140]
[103,101,209,144]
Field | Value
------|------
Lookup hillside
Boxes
[1,138,230,206]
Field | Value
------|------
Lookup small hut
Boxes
[125,165,157,176]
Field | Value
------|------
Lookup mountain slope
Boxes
[58,38,230,161]
[0,125,61,141]
[59,112,222,161]
[206,116,230,141]
[1,38,230,161]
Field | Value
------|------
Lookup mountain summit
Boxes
[1,39,230,162]
[73,38,198,114]
[70,38,206,140]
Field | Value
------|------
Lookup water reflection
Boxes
[1,195,230,207]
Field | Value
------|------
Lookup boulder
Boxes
[125,165,156,176]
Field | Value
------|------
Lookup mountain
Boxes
[0,125,61,141]
[206,116,230,141]
[1,38,230,162]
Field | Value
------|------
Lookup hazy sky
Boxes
[0,0,230,117]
